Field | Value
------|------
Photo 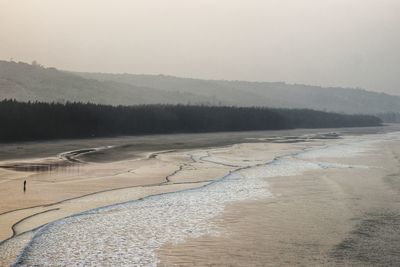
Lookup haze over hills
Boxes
[78,72,400,114]
[1,60,400,115]
[0,61,217,106]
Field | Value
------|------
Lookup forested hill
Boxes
[0,61,218,106]
[77,72,400,114]
[1,60,400,115]
[0,100,381,142]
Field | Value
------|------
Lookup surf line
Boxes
[0,150,225,244]
[11,140,322,263]
[0,140,315,240]
[14,139,345,264]
[12,143,318,265]
[0,208,60,247]
[0,147,210,246]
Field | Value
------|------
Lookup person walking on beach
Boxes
[23,180,26,192]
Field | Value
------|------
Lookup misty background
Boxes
[1,0,399,95]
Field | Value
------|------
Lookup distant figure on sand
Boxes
[23,180,26,192]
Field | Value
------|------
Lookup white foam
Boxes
[14,135,382,266]
[15,166,272,266]
[298,138,378,159]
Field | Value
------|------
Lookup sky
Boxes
[1,0,399,95]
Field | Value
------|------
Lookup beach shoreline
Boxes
[1,125,400,266]
[159,132,400,266]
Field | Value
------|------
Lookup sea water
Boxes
[14,134,385,266]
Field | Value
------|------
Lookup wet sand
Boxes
[159,133,400,266]
[1,126,400,266]
[0,133,305,265]
[0,128,351,242]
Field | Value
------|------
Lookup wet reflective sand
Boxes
[160,133,400,266]
[1,126,400,266]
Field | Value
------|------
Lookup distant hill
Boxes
[0,61,218,105]
[78,72,400,114]
[1,60,399,114]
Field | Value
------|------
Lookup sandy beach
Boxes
[1,126,399,266]
[159,133,400,266]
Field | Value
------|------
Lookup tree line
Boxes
[376,112,400,123]
[0,100,381,142]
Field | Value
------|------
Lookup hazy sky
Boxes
[1,0,399,94]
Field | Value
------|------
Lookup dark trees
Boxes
[0,100,381,142]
